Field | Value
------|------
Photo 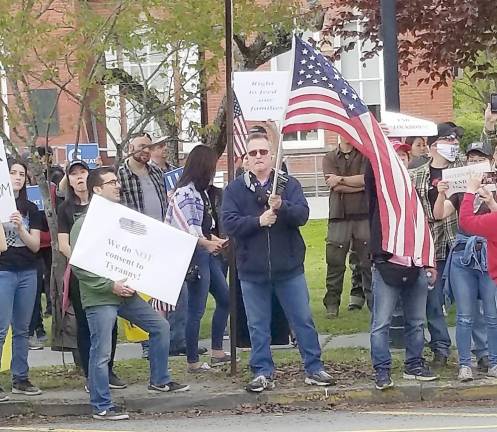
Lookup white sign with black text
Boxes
[70,195,198,306]
[0,142,16,223]
[442,162,495,197]
[234,71,290,121]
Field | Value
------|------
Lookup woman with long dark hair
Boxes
[0,159,43,400]
[166,145,231,372]
[57,160,125,391]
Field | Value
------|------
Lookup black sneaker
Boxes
[12,380,42,396]
[148,382,190,393]
[304,370,336,386]
[348,304,362,311]
[109,372,127,389]
[404,361,438,382]
[92,408,129,421]
[375,369,394,390]
[245,375,275,393]
[430,353,448,369]
[478,355,490,373]
[0,386,9,402]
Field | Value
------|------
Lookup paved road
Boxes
[5,406,497,432]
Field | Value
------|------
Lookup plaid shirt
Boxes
[117,159,167,219]
[410,160,462,262]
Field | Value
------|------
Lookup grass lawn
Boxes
[198,219,371,340]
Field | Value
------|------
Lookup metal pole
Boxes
[224,0,237,376]
[381,0,404,349]
[380,0,400,112]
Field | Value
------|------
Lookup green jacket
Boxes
[70,215,122,309]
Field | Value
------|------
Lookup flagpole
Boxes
[271,35,296,196]
[224,0,238,376]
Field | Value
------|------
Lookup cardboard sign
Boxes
[66,144,99,169]
[442,162,494,197]
[234,71,290,121]
[27,185,44,211]
[69,195,198,306]
[0,142,16,223]
[381,111,438,137]
[164,167,184,192]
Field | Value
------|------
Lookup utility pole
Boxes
[380,0,400,111]
[224,0,238,375]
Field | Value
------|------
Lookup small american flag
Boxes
[282,36,434,266]
[233,92,248,158]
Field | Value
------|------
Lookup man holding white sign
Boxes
[70,167,190,421]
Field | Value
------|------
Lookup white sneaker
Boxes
[458,366,473,382]
[487,365,497,378]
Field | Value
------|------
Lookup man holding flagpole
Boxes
[222,132,334,393]
[279,35,438,390]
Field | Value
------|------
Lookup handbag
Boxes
[375,261,420,287]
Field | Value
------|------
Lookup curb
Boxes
[2,381,497,418]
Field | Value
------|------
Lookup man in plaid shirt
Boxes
[410,122,464,369]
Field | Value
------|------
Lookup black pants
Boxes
[69,272,118,378]
[29,248,53,337]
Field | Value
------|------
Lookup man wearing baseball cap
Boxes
[409,122,465,369]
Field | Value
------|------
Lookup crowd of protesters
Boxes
[1,104,497,418]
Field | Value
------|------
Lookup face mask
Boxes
[436,143,459,162]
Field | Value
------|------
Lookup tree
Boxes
[323,0,497,90]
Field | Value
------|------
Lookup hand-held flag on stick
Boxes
[281,35,434,267]
[233,92,248,158]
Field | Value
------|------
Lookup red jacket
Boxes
[459,192,497,283]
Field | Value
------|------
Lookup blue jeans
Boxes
[85,295,170,413]
[472,301,488,361]
[169,283,188,353]
[240,273,323,377]
[370,266,427,371]
[450,250,497,367]
[186,249,229,363]
[0,269,37,382]
[426,260,451,357]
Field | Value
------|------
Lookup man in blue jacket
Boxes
[222,132,334,392]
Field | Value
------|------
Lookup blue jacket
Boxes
[222,174,309,282]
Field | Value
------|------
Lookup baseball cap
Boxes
[66,159,89,174]
[390,139,411,154]
[427,122,465,146]
[466,141,493,157]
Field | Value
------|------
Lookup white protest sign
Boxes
[381,111,438,137]
[69,195,198,306]
[234,71,290,121]
[442,162,494,197]
[0,142,16,223]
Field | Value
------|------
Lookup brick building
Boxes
[1,3,453,184]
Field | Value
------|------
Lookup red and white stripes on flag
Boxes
[233,92,248,158]
[282,35,434,267]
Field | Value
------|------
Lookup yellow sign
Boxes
[1,327,12,372]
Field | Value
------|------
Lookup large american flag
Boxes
[282,36,434,266]
[233,92,248,158]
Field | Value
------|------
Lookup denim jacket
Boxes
[443,233,488,303]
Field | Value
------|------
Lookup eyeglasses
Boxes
[101,179,120,187]
[248,149,270,157]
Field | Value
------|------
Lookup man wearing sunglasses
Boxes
[410,122,464,370]
[222,133,334,393]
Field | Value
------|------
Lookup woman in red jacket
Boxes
[459,175,497,285]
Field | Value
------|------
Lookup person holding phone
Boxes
[166,145,231,372]
[434,141,496,381]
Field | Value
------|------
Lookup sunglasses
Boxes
[248,149,270,157]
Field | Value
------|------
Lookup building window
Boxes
[29,89,60,137]
[104,44,201,153]
[335,21,384,108]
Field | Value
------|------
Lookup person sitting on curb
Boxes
[70,167,189,421]
[222,132,335,393]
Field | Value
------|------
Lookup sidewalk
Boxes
[28,328,458,368]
